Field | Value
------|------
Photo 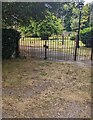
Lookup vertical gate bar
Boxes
[42,38,43,59]
[82,43,83,60]
[38,37,40,59]
[22,38,24,56]
[42,38,44,59]
[30,37,33,57]
[25,37,26,57]
[55,36,56,60]
[70,36,72,60]
[53,36,55,60]
[67,36,68,61]
[64,36,66,61]
[63,36,64,60]
[91,26,93,60]
[36,37,38,58]
[28,37,29,57]
[55,36,57,60]
[49,38,50,59]
[41,38,42,59]
[38,38,42,59]
[24,37,26,57]
[27,37,28,57]
[34,37,35,58]
[22,37,23,56]
[67,36,68,60]
[19,38,21,56]
[50,38,51,60]
[19,37,22,55]
[74,45,77,61]
[40,37,41,59]
[91,47,93,61]
[44,41,47,59]
[71,36,73,59]
[43,39,44,59]
[91,38,93,60]
[64,36,66,60]
[69,36,71,61]
[79,43,80,60]
[39,38,42,59]
[26,37,29,57]
[73,38,75,60]
[24,37,25,57]
[36,37,37,58]
[53,37,54,60]
[66,36,67,60]
[31,37,32,57]
[26,37,27,57]
[29,37,31,57]
[38,37,39,59]
[48,38,49,60]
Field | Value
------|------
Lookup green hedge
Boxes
[2,28,21,59]
[70,33,76,40]
[80,27,93,47]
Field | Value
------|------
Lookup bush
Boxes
[70,33,76,40]
[2,28,21,59]
[80,27,93,47]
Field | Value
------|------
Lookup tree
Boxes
[19,18,38,37]
[2,2,49,27]
[70,3,91,31]
[70,6,79,31]
[81,4,90,29]
[37,12,63,40]
[2,2,73,30]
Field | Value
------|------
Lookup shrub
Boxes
[2,28,21,59]
[70,33,76,40]
[80,27,93,47]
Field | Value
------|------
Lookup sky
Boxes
[84,0,93,4]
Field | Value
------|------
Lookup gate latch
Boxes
[43,44,48,49]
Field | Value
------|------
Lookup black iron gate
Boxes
[19,35,92,61]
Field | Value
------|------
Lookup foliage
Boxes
[70,3,91,31]
[80,27,93,47]
[2,2,49,27]
[19,18,39,37]
[2,28,20,59]
[81,4,90,29]
[19,12,63,39]
[2,2,92,36]
[70,33,76,40]
[37,12,63,39]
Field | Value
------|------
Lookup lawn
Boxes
[2,58,91,118]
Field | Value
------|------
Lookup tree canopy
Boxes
[2,2,92,34]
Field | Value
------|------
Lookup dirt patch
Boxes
[2,58,91,118]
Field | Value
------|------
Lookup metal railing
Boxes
[19,35,92,61]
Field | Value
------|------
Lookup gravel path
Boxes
[20,46,91,62]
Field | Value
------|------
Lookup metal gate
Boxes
[19,35,92,61]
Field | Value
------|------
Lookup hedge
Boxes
[80,27,93,47]
[70,33,76,40]
[2,28,21,59]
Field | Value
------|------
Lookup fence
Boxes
[19,35,92,61]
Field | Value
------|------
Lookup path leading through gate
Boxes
[19,36,92,61]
